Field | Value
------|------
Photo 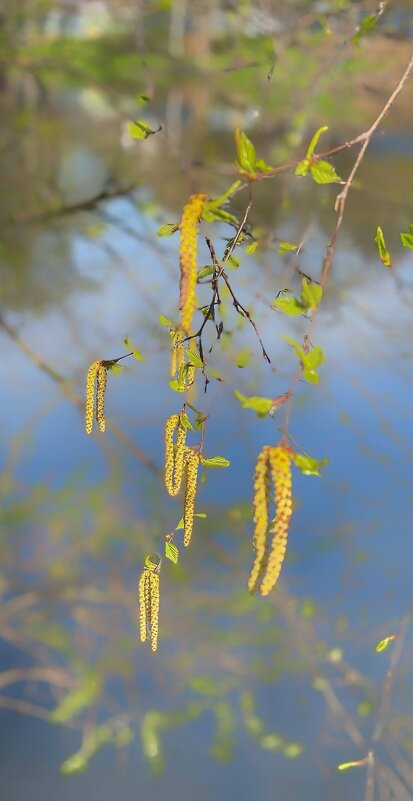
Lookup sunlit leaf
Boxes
[165,540,179,564]
[375,635,396,653]
[202,206,239,226]
[128,120,159,140]
[310,160,341,184]
[200,456,230,468]
[227,255,240,270]
[187,349,204,368]
[337,760,364,771]
[60,752,89,775]
[159,314,173,326]
[123,337,142,361]
[208,181,241,208]
[400,230,413,250]
[300,278,323,309]
[234,389,274,417]
[245,241,258,254]
[273,295,307,316]
[235,128,256,177]
[156,223,179,237]
[179,409,193,430]
[278,241,299,253]
[303,368,319,384]
[305,346,325,369]
[255,158,275,174]
[306,125,329,159]
[374,226,392,267]
[197,265,214,280]
[295,158,310,176]
[292,454,328,476]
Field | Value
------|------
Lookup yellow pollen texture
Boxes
[179,194,208,334]
[85,361,100,435]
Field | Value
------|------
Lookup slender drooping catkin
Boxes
[138,568,160,652]
[164,414,187,496]
[179,194,208,334]
[260,446,292,596]
[183,449,199,547]
[247,446,271,593]
[96,363,107,432]
[170,328,185,379]
[85,361,100,434]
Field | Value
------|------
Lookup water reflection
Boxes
[1,5,413,800]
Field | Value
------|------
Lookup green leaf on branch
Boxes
[128,120,160,140]
[283,336,324,383]
[60,752,89,775]
[295,158,310,176]
[197,265,214,280]
[234,389,274,417]
[157,223,179,237]
[305,346,325,369]
[300,278,323,309]
[273,295,307,316]
[235,128,257,177]
[159,314,173,326]
[337,760,364,772]
[310,160,341,184]
[374,226,392,266]
[278,242,299,253]
[123,337,143,361]
[306,125,329,159]
[255,158,275,174]
[292,454,328,476]
[227,255,240,270]
[202,206,239,226]
[245,241,258,254]
[375,635,396,653]
[200,456,231,468]
[352,14,377,44]
[179,410,193,431]
[176,513,207,530]
[165,540,179,564]
[208,181,242,208]
[187,349,204,368]
[400,227,413,249]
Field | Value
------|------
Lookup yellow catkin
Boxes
[85,360,100,435]
[179,193,208,334]
[247,446,271,593]
[148,571,160,652]
[96,363,107,433]
[170,328,185,379]
[164,414,186,496]
[138,569,149,643]
[183,450,199,547]
[260,446,292,597]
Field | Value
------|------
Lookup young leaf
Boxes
[400,230,413,250]
[187,349,204,369]
[200,456,230,468]
[169,379,185,393]
[292,454,328,476]
[278,241,299,253]
[179,409,193,431]
[303,368,320,384]
[137,94,151,104]
[273,295,307,316]
[300,278,323,309]
[128,120,159,140]
[337,760,364,772]
[295,158,310,176]
[245,241,258,255]
[235,128,257,177]
[310,160,341,184]
[374,226,392,267]
[234,389,274,417]
[375,635,396,653]
[305,346,325,369]
[255,158,275,174]
[197,265,214,280]
[202,206,239,226]
[282,336,306,363]
[208,181,241,208]
[123,337,143,361]
[227,255,240,270]
[165,540,179,564]
[159,314,173,326]
[306,125,329,159]
[157,223,179,238]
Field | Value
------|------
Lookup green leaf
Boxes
[310,160,341,184]
[145,553,160,570]
[159,314,173,326]
[273,295,307,316]
[305,346,325,369]
[176,513,206,531]
[400,231,413,250]
[157,223,179,238]
[292,454,328,476]
[227,255,240,270]
[123,337,143,361]
[337,760,364,772]
[60,752,89,775]
[234,389,274,417]
[208,181,242,208]
[235,128,256,177]
[137,94,151,104]
[306,125,329,159]
[374,226,392,266]
[128,120,157,140]
[282,335,306,363]
[169,379,185,393]
[278,241,299,253]
[255,158,274,174]
[245,241,258,255]
[200,456,231,468]
[295,158,310,176]
[179,410,193,430]
[186,349,204,369]
[202,206,239,226]
[352,14,377,44]
[197,265,214,280]
[375,635,396,653]
[165,540,179,564]
[300,278,323,309]
[303,368,319,384]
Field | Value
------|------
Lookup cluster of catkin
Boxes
[248,444,293,596]
[85,360,108,434]
[170,326,195,388]
[179,193,208,334]
[138,565,160,652]
[164,413,200,547]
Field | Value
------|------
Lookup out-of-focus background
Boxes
[1,1,413,799]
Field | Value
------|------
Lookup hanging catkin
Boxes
[138,566,160,652]
[96,363,107,432]
[179,194,208,334]
[164,414,187,496]
[183,449,199,547]
[85,360,100,435]
[248,444,293,596]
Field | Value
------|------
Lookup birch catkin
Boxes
[164,414,187,496]
[138,567,160,652]
[248,444,293,596]
[183,449,199,547]
[179,194,208,334]
[260,446,292,596]
[96,363,107,433]
[85,360,100,435]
